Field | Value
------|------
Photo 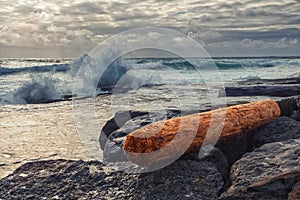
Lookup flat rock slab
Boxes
[219,139,300,200]
[253,116,300,148]
[0,159,224,200]
[225,85,300,97]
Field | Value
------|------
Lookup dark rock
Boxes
[253,117,300,148]
[290,110,300,122]
[224,85,300,97]
[295,96,300,108]
[238,77,300,86]
[289,182,300,200]
[199,146,230,181]
[0,159,224,200]
[133,160,224,200]
[215,130,255,165]
[219,139,300,200]
[62,94,78,100]
[99,110,149,149]
[277,96,300,117]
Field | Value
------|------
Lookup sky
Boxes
[0,0,300,58]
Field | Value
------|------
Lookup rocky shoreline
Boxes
[0,96,300,199]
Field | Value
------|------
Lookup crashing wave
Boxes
[13,76,62,104]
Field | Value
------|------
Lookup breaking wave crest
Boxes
[13,76,63,104]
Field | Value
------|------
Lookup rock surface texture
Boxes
[0,159,224,200]
[253,116,300,148]
[219,139,300,200]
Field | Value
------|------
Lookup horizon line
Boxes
[1,55,300,59]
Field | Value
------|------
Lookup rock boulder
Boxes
[253,116,300,148]
[219,139,300,200]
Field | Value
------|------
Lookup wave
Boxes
[214,58,300,69]
[130,58,300,70]
[13,76,63,104]
[162,60,194,70]
[0,64,70,76]
[10,53,130,104]
[4,57,298,77]
[4,55,300,105]
[214,62,244,69]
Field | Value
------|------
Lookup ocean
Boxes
[0,55,299,107]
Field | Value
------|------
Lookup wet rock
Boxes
[219,139,300,200]
[238,77,300,86]
[224,85,300,97]
[253,117,300,148]
[0,159,224,200]
[99,110,149,149]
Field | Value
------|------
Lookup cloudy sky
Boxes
[0,0,299,58]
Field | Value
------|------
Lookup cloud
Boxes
[230,37,299,50]
[66,29,92,37]
[61,2,107,15]
[240,39,269,49]
[47,25,67,32]
[275,37,289,48]
[189,30,223,41]
[0,0,299,57]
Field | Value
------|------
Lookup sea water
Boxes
[0,55,299,106]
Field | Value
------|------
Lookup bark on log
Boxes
[123,100,281,166]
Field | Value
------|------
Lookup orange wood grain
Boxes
[123,100,280,166]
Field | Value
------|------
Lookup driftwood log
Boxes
[123,100,281,166]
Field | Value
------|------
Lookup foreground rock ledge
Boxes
[0,159,224,200]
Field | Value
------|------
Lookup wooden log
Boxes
[123,100,281,166]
